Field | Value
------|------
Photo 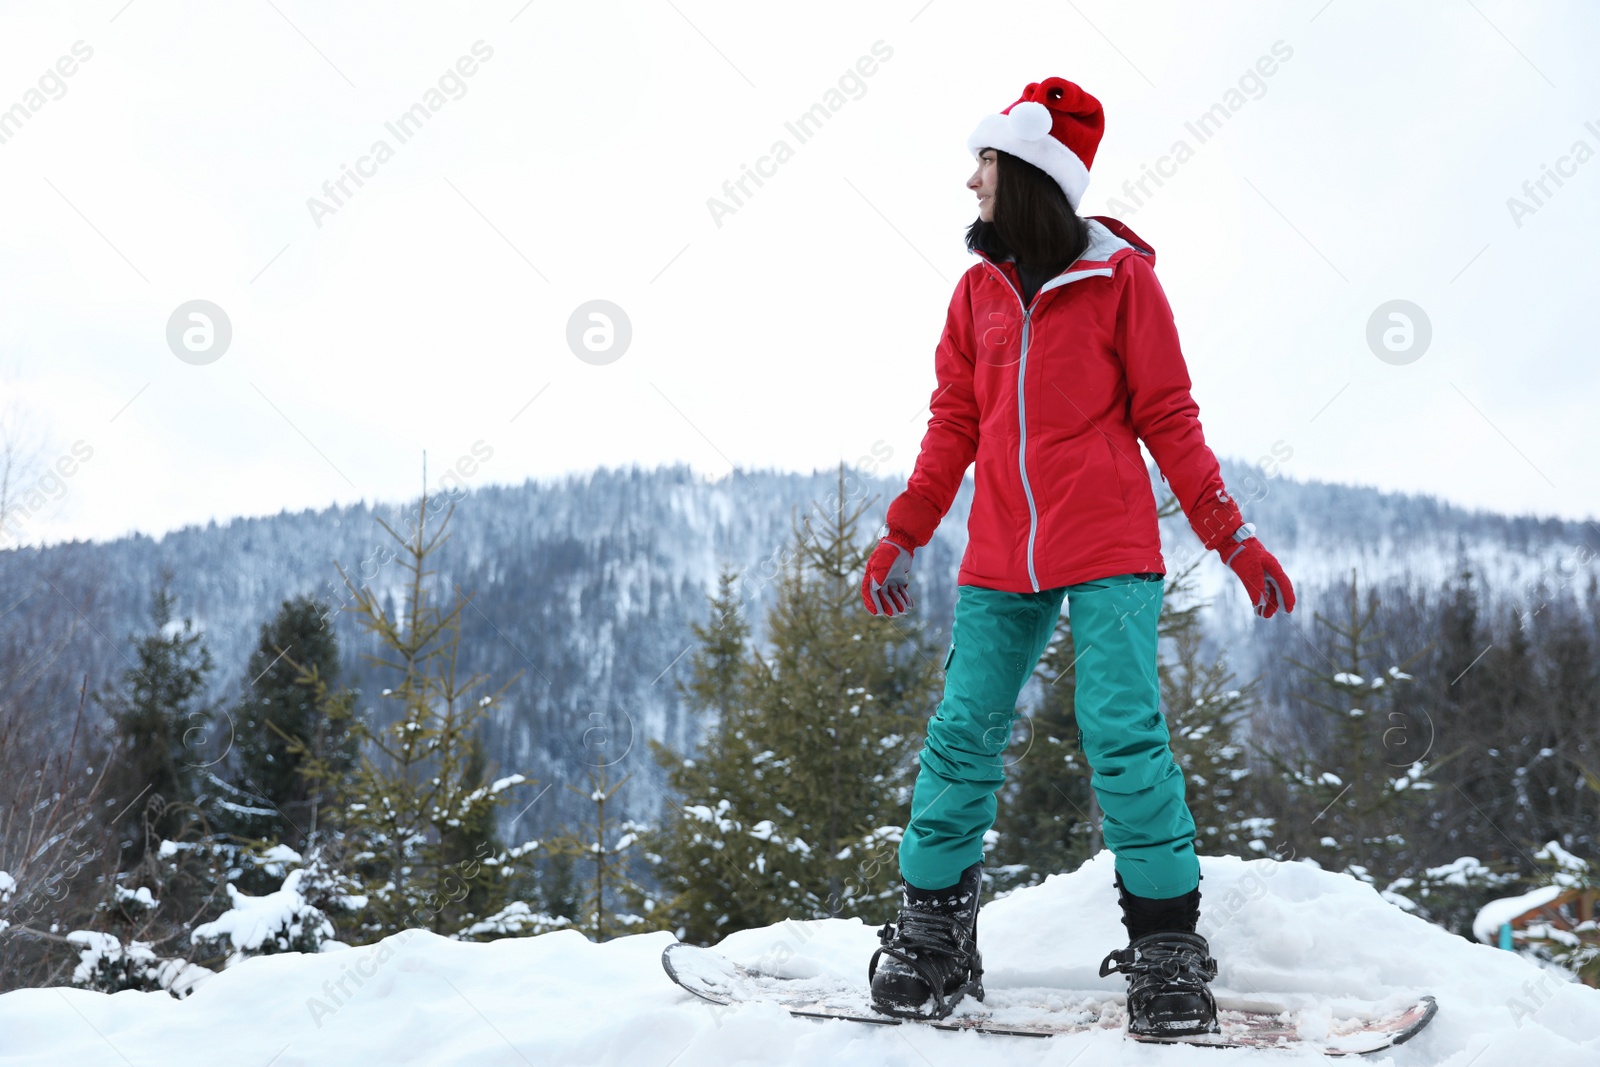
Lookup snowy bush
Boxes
[250,843,305,880]
[192,869,337,966]
[113,885,160,912]
[266,844,368,923]
[456,900,573,940]
[67,931,211,998]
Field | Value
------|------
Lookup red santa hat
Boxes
[966,77,1104,211]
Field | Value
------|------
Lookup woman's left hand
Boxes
[861,537,916,617]
[1221,538,1295,618]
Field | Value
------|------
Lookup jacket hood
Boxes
[971,215,1156,277]
[1080,216,1155,268]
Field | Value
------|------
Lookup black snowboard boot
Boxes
[868,860,985,1020]
[1097,871,1220,1038]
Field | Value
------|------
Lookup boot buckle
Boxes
[1098,947,1131,978]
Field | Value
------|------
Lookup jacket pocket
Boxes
[943,640,956,672]
[1101,433,1135,516]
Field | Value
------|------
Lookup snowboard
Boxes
[661,942,1438,1055]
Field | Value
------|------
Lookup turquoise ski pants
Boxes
[898,574,1200,899]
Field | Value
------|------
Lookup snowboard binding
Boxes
[1101,871,1221,1038]
[868,861,985,1021]
[1099,930,1221,1037]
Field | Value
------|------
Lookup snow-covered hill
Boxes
[2,851,1594,1065]
[6,459,1594,842]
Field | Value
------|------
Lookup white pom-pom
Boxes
[1007,100,1053,141]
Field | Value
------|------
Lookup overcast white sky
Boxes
[2,0,1596,548]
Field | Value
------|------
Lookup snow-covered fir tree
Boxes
[217,594,356,858]
[1264,569,1434,888]
[544,764,660,941]
[648,468,941,941]
[312,479,535,938]
[96,574,221,865]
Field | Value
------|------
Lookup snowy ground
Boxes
[1,850,1596,1066]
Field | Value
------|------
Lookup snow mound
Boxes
[1,851,1595,1065]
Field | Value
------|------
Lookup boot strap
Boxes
[868,907,983,1019]
[868,939,982,1020]
[1099,937,1217,983]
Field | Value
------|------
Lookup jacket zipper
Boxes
[982,260,1044,592]
[977,255,1117,593]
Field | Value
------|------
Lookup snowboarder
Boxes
[859,75,1296,1038]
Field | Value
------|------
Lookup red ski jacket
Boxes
[893,217,1245,593]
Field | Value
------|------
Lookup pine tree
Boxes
[97,574,219,866]
[89,577,239,984]
[646,565,771,941]
[1526,592,1600,850]
[437,733,509,928]
[538,851,580,925]
[648,466,941,941]
[219,595,353,851]
[276,651,360,864]
[1484,604,1540,862]
[545,765,660,941]
[688,564,751,737]
[1261,570,1434,887]
[1424,555,1489,863]
[315,473,534,937]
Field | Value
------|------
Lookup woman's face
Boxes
[968,148,998,222]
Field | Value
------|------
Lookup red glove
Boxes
[861,491,941,618]
[1221,535,1295,618]
[1188,489,1294,619]
[862,537,915,616]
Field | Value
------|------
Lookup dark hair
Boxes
[965,148,1088,275]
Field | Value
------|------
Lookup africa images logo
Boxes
[705,40,894,228]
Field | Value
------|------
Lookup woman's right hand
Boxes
[862,538,916,616]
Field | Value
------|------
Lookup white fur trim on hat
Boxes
[967,106,1091,210]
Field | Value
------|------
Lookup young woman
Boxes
[859,76,1295,1037]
